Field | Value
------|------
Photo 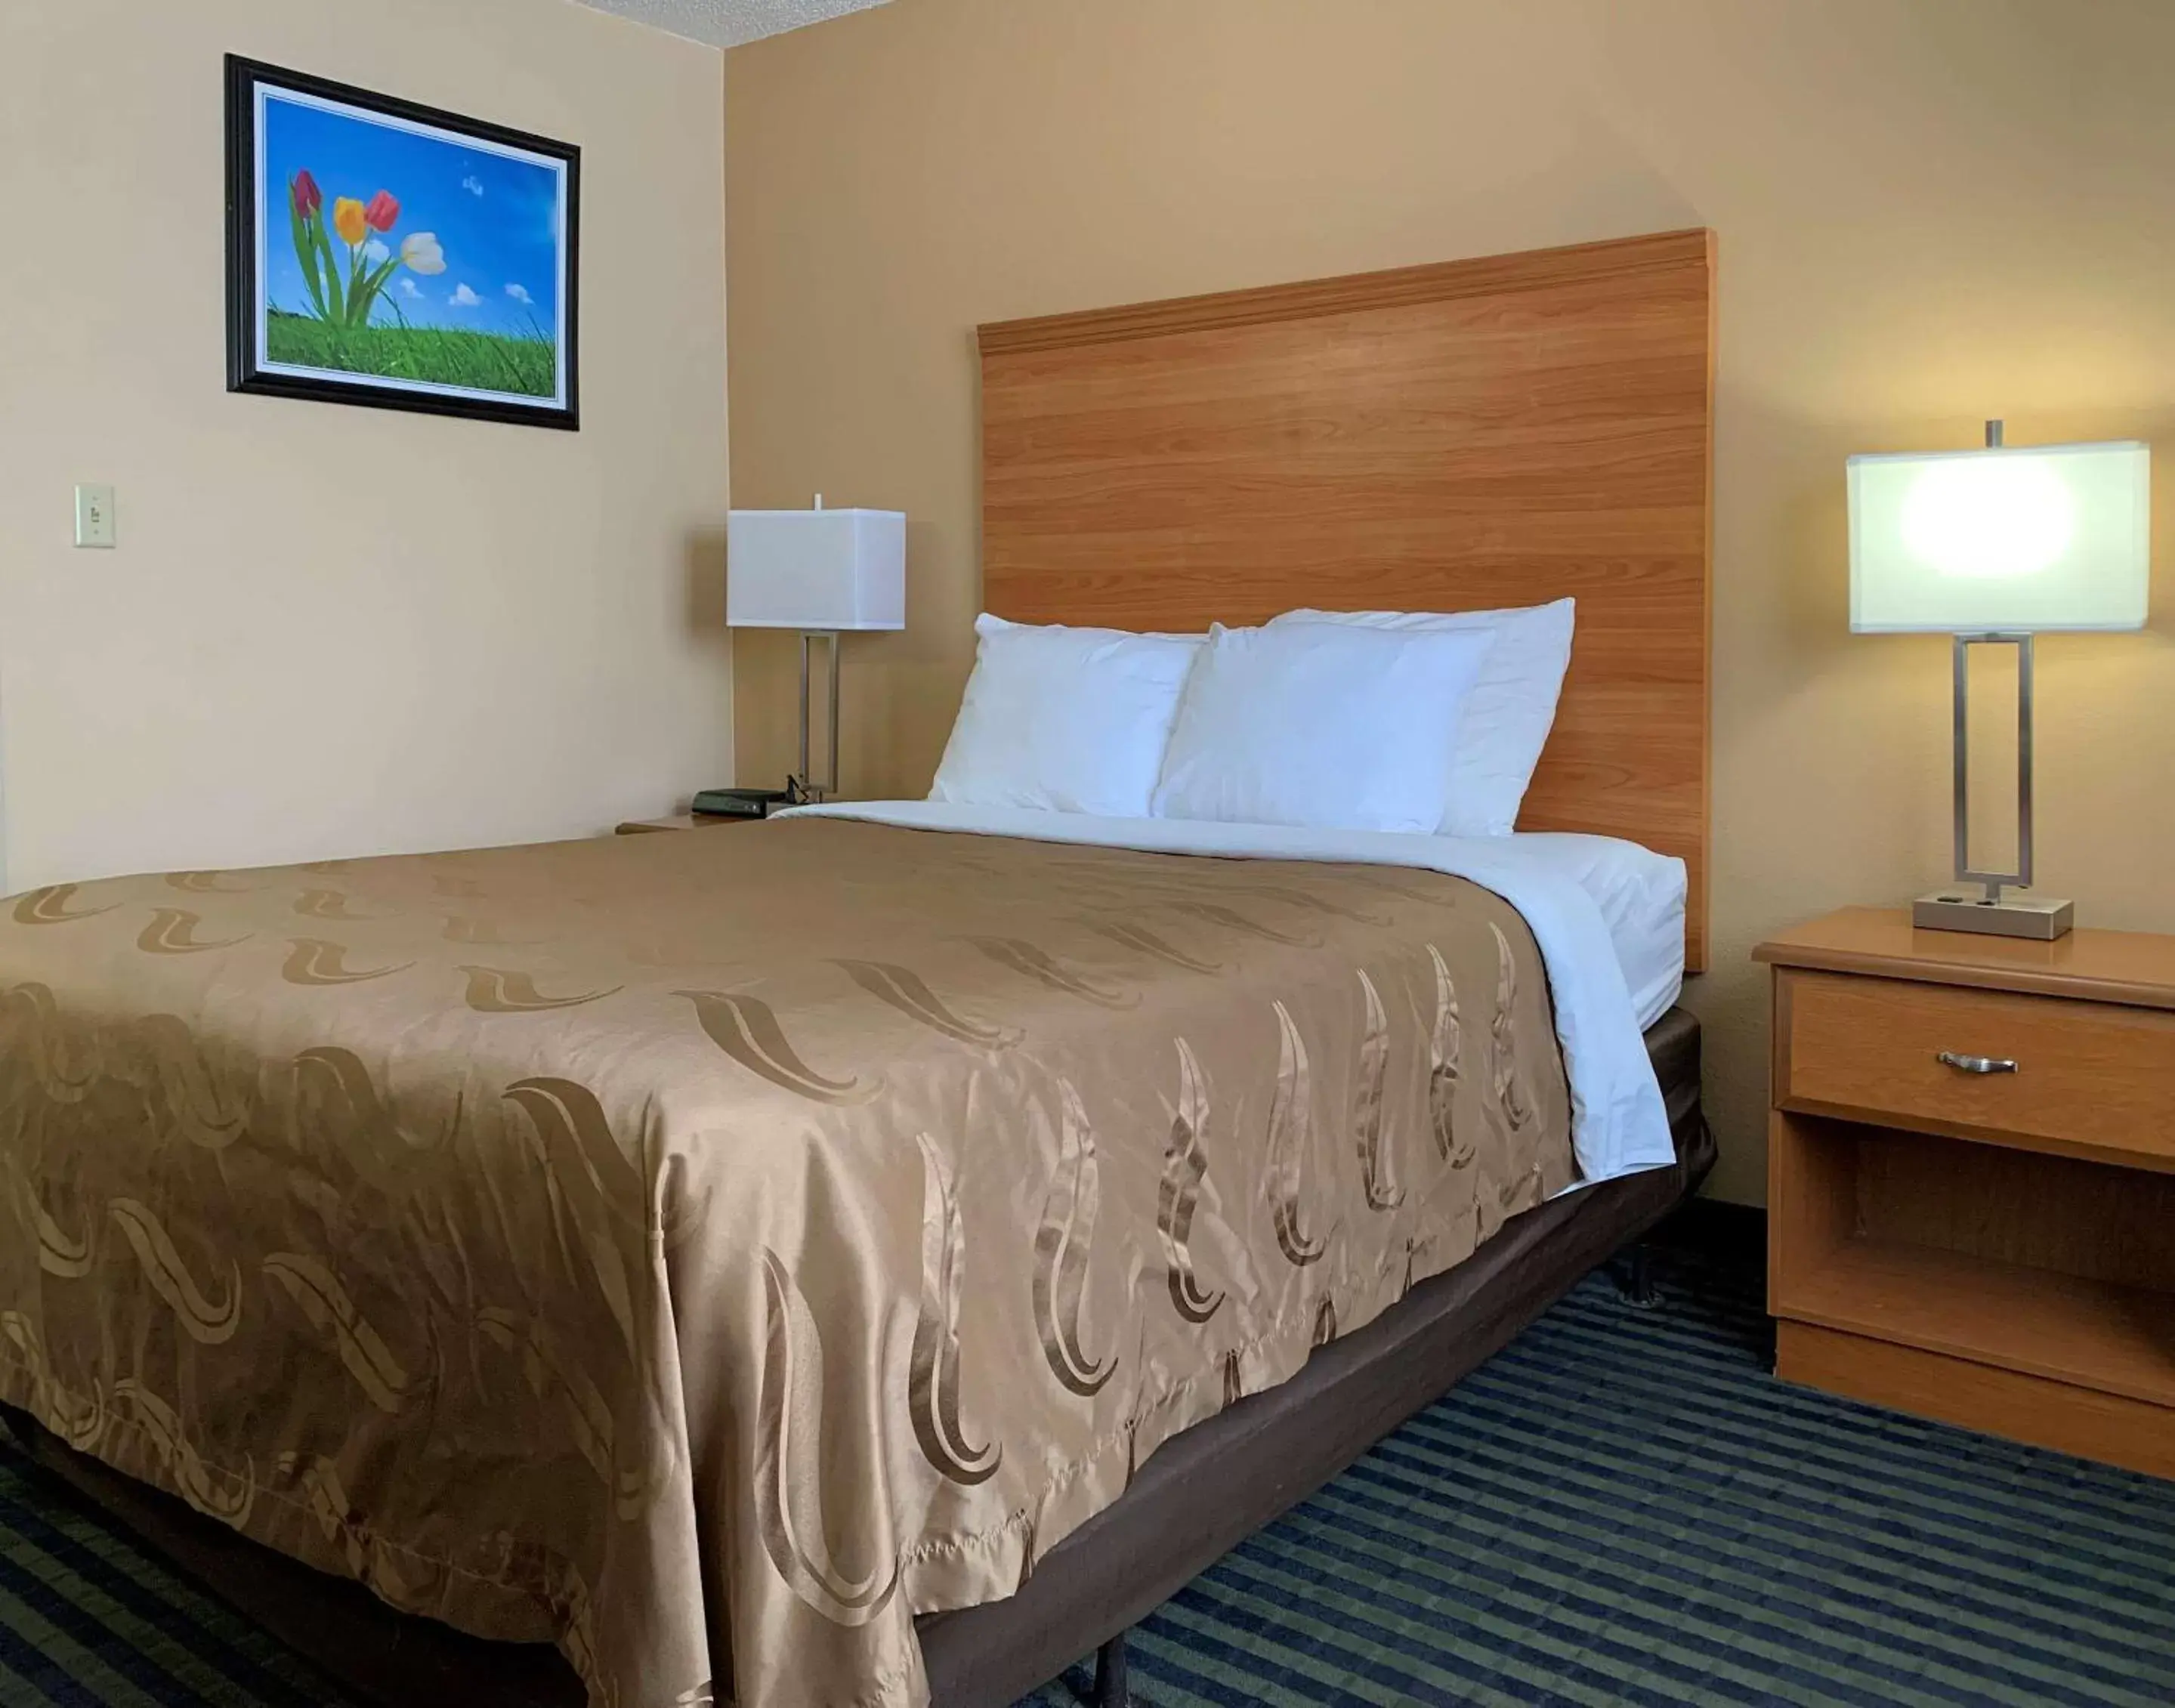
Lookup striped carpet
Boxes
[6,1243,2175,1706]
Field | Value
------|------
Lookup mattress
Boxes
[919,1003,1709,1706]
[0,814,1651,1708]
[0,1008,1706,1708]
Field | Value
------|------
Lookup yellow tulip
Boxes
[332,196,367,246]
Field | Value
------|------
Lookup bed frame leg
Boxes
[1614,1246,1661,1310]
[1091,1632,1129,1706]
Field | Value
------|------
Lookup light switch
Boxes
[74,483,116,548]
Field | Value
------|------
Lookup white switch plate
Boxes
[75,483,116,548]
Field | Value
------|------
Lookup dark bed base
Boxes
[5,1010,1707,1708]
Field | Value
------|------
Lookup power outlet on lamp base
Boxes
[74,483,116,548]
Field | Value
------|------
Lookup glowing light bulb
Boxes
[1900,456,2075,580]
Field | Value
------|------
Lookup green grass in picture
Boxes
[265,309,556,398]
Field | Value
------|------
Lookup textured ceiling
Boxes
[572,0,890,49]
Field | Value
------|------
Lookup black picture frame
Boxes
[224,54,580,431]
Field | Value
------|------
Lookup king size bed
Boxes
[0,227,1714,1708]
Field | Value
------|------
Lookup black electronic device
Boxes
[690,786,798,820]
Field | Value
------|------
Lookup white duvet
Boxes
[783,801,1679,1186]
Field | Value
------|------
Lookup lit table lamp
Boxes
[725,498,906,803]
[1848,423,2150,940]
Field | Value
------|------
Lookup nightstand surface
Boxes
[1754,905,2175,1011]
[1759,906,2175,1480]
[616,813,758,834]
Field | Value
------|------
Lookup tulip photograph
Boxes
[227,59,578,428]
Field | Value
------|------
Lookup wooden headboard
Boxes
[976,228,1715,970]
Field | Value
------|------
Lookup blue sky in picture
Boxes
[261,92,563,340]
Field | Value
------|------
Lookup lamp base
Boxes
[1911,890,2074,940]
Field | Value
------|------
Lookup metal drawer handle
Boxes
[1936,1051,2018,1075]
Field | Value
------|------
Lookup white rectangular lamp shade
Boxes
[1849,441,2150,633]
[726,508,907,631]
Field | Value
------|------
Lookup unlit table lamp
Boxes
[1848,423,2150,939]
[725,498,905,803]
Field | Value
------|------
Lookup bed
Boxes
[0,227,1713,1708]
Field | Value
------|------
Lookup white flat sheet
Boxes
[780,801,1677,1186]
[1497,832,1686,1032]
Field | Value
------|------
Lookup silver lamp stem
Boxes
[1950,631,2034,905]
[795,629,842,802]
[827,628,842,798]
[797,629,811,792]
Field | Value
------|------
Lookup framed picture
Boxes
[224,55,579,430]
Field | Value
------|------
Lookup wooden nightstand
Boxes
[1756,907,2175,1478]
[615,813,759,835]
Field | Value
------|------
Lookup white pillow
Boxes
[1268,598,1574,836]
[1150,622,1496,835]
[930,614,1201,816]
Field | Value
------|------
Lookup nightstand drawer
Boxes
[1778,968,2175,1165]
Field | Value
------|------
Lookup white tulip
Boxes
[400,233,446,275]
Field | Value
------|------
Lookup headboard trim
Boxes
[978,228,1712,357]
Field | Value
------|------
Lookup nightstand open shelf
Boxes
[1759,910,2175,1479]
[1781,1224,2175,1413]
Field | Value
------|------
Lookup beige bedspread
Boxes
[0,818,1571,1707]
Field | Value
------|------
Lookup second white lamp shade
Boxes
[1848,440,2150,634]
[726,507,907,632]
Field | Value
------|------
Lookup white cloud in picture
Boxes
[462,174,484,196]
[397,277,421,298]
[449,283,480,307]
[363,239,390,266]
[506,283,532,304]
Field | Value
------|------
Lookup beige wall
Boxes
[724,0,2175,1203]
[0,0,730,893]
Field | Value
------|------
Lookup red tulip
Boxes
[291,170,321,218]
[363,190,400,232]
